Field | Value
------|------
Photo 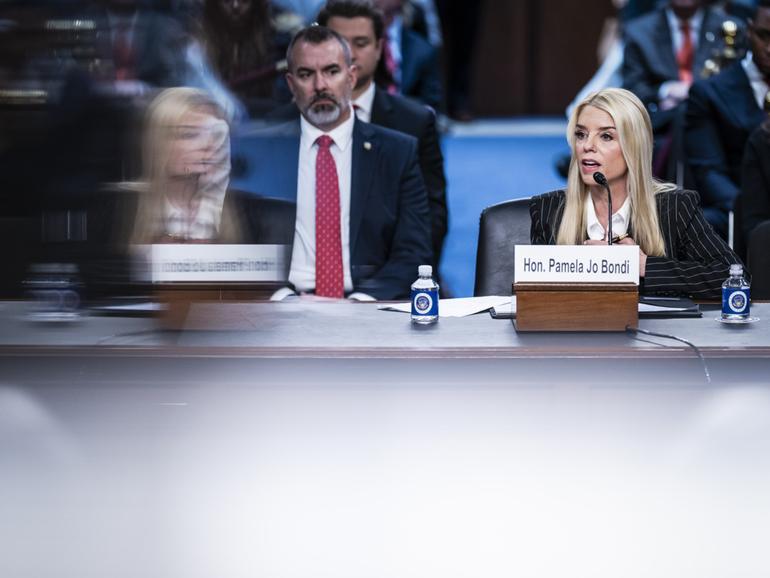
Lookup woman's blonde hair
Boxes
[131,87,237,244]
[557,87,673,256]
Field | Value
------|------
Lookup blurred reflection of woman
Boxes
[530,88,742,299]
[131,87,241,243]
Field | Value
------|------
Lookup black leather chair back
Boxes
[474,197,532,296]
[232,191,297,245]
[747,221,770,299]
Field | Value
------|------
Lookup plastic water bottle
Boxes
[721,263,750,321]
[23,263,83,322]
[411,265,439,324]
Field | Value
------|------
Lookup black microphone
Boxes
[592,171,612,245]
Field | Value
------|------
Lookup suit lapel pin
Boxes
[363,141,372,151]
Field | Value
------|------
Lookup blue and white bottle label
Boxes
[722,288,750,315]
[411,288,439,316]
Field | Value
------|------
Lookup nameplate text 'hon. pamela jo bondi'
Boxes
[515,245,639,284]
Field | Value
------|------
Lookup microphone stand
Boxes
[593,172,613,245]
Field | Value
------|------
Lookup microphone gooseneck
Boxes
[592,171,612,245]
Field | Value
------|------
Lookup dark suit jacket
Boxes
[263,97,445,267]
[529,189,741,299]
[740,123,770,240]
[371,87,447,267]
[685,62,765,223]
[247,116,432,300]
[400,27,442,110]
[623,7,733,109]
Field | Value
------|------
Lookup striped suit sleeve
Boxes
[529,196,547,245]
[644,191,741,299]
[529,191,561,245]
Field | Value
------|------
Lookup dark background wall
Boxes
[471,0,615,116]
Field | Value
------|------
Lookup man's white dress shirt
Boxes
[289,112,355,293]
[742,51,770,111]
[352,82,376,123]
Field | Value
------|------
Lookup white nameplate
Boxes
[132,244,290,283]
[515,245,639,284]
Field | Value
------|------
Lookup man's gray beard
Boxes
[306,105,340,126]
[305,98,349,127]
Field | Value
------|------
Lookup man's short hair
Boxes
[286,25,353,71]
[317,0,385,41]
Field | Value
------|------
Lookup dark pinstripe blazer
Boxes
[529,189,742,299]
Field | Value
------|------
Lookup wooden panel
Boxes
[514,282,639,332]
[470,0,532,116]
[471,0,615,115]
[534,0,614,114]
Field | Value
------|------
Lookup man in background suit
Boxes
[624,0,735,121]
[317,0,448,271]
[685,0,770,237]
[623,0,739,182]
[373,0,442,109]
[274,25,431,300]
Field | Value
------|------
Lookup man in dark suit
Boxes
[624,0,737,120]
[272,25,431,300]
[317,0,447,270]
[685,0,770,237]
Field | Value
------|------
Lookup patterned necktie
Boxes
[314,135,344,298]
[677,20,694,84]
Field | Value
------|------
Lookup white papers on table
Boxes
[378,296,511,318]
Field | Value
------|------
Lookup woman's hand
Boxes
[616,236,647,277]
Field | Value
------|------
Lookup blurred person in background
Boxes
[685,0,770,238]
[196,0,297,116]
[623,0,740,181]
[531,88,740,299]
[623,0,728,116]
[373,0,441,109]
[405,0,441,47]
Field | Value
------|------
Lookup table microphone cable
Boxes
[625,325,711,384]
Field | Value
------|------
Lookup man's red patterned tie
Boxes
[314,135,344,298]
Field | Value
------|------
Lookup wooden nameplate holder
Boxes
[133,243,290,330]
[155,282,283,331]
[513,282,638,332]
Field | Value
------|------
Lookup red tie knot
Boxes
[316,135,334,149]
